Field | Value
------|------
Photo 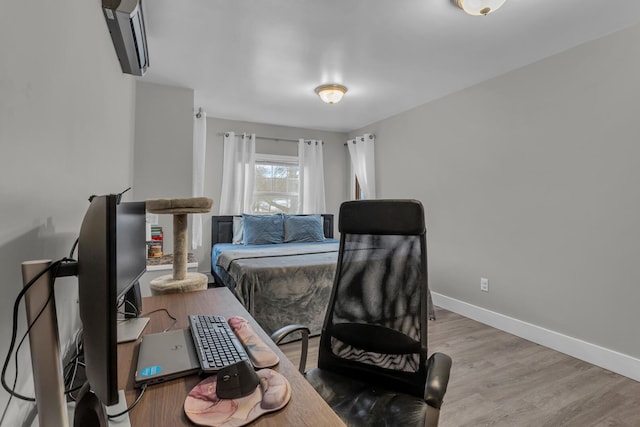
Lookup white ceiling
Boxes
[142,0,640,132]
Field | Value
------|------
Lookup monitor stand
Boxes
[117,317,150,343]
[22,260,69,427]
[73,382,107,427]
[105,390,132,426]
[71,386,131,427]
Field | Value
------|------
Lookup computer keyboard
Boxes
[188,314,250,373]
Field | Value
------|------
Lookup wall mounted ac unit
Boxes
[102,0,149,76]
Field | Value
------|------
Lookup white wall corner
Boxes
[431,292,640,383]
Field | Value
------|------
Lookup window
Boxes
[253,154,299,214]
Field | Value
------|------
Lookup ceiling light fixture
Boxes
[455,0,506,16]
[315,84,347,104]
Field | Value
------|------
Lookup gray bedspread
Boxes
[216,243,339,339]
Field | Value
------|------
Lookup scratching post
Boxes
[146,197,212,295]
[173,213,188,280]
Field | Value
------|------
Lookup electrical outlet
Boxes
[480,278,489,292]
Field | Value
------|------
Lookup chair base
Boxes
[149,272,208,295]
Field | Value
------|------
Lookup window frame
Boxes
[252,153,300,214]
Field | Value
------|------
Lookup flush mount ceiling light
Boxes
[315,84,347,104]
[455,0,506,16]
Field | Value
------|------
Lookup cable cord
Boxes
[120,295,178,331]
[116,297,138,319]
[122,298,139,315]
[63,331,85,401]
[0,260,61,425]
[1,260,65,400]
[0,258,74,425]
[142,308,177,332]
[107,384,147,420]
[0,255,172,424]
[68,238,79,259]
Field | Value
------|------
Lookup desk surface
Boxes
[117,287,345,426]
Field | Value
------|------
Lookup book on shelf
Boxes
[147,226,163,258]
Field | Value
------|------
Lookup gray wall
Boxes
[350,23,640,358]
[0,1,136,424]
[134,82,195,254]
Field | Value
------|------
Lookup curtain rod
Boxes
[343,134,376,146]
[218,132,319,144]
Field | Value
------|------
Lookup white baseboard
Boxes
[431,292,640,382]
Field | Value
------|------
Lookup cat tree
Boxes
[146,197,212,295]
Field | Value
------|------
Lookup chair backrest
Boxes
[318,199,429,397]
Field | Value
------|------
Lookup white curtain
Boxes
[191,109,207,249]
[347,133,376,199]
[298,139,326,214]
[219,132,256,215]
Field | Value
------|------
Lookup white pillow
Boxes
[232,216,243,244]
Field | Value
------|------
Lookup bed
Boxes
[211,214,338,340]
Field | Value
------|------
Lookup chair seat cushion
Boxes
[305,368,428,427]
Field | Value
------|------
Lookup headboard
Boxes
[210,214,334,247]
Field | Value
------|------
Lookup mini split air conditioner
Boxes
[102,0,149,76]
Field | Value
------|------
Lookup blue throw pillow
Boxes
[283,214,325,243]
[242,214,284,245]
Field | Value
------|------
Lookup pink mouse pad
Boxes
[184,369,291,427]
[228,316,279,368]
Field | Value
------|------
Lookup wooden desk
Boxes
[117,287,345,426]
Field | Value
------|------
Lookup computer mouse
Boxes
[216,360,260,399]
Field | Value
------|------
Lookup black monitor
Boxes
[76,194,146,409]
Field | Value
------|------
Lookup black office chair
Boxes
[272,199,452,427]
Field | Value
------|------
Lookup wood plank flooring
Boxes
[279,307,640,426]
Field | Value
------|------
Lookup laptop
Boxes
[134,328,200,387]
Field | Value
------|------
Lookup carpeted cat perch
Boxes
[146,197,212,295]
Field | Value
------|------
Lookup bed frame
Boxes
[210,214,334,277]
[211,214,334,246]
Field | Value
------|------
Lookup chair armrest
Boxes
[270,324,310,373]
[424,352,452,409]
